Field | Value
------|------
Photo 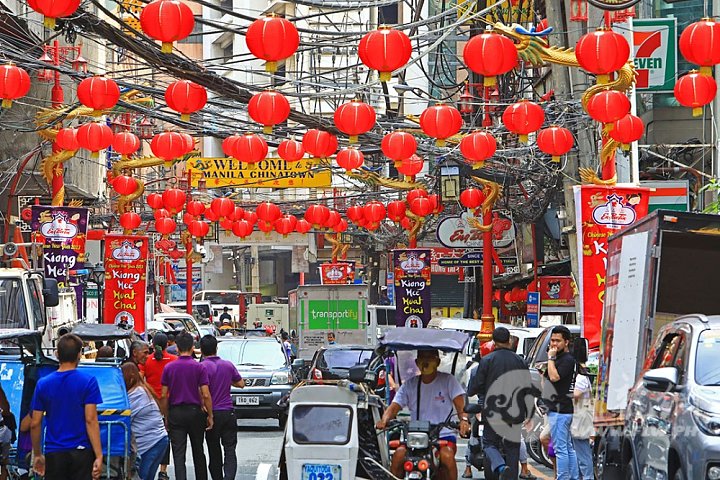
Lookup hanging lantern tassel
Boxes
[44,17,56,29]
[263,126,273,135]
[181,113,190,122]
[1,99,12,109]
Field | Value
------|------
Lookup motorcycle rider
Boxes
[376,349,470,479]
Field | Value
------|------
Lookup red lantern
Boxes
[165,80,208,122]
[119,212,141,231]
[460,188,485,209]
[245,15,300,73]
[428,194,443,214]
[243,210,258,225]
[147,193,164,210]
[346,205,364,224]
[232,220,253,238]
[154,208,170,221]
[387,200,407,222]
[155,217,176,235]
[140,0,195,53]
[462,32,517,87]
[585,90,630,125]
[333,219,348,233]
[180,132,195,155]
[460,131,497,165]
[220,218,234,231]
[295,219,312,234]
[407,188,428,204]
[256,202,281,224]
[278,139,305,162]
[324,211,342,229]
[302,130,337,159]
[358,27,412,82]
[210,197,234,219]
[537,126,574,163]
[396,154,424,177]
[674,70,717,117]
[274,215,297,237]
[334,100,376,143]
[183,213,195,225]
[0,64,31,109]
[609,114,644,150]
[248,90,291,134]
[77,122,114,154]
[229,206,245,221]
[335,148,365,172]
[28,0,80,29]
[409,197,432,217]
[400,217,414,230]
[419,104,463,147]
[189,220,209,238]
[162,188,186,213]
[502,100,545,143]
[229,134,268,164]
[363,201,386,226]
[575,29,630,84]
[204,209,219,222]
[305,204,330,228]
[679,19,720,76]
[112,132,140,158]
[113,175,137,196]
[222,135,241,157]
[55,128,79,151]
[186,200,205,216]
[381,131,417,161]
[258,221,274,233]
[151,132,187,163]
[77,76,120,116]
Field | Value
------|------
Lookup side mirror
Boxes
[349,364,377,385]
[292,359,305,370]
[464,403,483,415]
[43,278,59,307]
[643,367,679,392]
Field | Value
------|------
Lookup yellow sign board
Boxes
[187,157,332,189]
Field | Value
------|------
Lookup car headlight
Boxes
[406,432,429,449]
[270,372,290,385]
[708,465,720,480]
[692,407,720,436]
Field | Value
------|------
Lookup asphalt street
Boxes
[168,418,555,480]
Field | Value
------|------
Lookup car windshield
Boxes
[292,405,352,445]
[218,341,287,369]
[204,292,240,305]
[695,330,720,385]
[0,279,30,329]
[320,349,373,369]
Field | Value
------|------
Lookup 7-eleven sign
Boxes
[632,18,677,92]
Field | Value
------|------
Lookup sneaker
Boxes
[498,466,513,480]
[157,473,169,480]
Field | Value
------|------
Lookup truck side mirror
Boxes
[43,278,59,307]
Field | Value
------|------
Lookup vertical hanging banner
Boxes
[574,185,650,348]
[393,249,432,327]
[319,262,354,285]
[31,206,89,319]
[104,235,149,334]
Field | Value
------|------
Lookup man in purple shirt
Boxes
[160,332,213,480]
[200,335,244,480]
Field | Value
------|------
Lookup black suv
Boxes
[217,337,299,427]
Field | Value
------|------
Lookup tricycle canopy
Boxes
[377,327,469,353]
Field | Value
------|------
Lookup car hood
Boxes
[691,386,720,414]
[236,365,286,376]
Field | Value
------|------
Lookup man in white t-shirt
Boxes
[376,349,469,479]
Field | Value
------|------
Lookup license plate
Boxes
[301,464,341,480]
[235,396,260,406]
[407,473,423,479]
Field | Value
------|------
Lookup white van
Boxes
[367,305,396,345]
[153,312,202,342]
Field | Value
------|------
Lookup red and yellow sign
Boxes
[574,186,650,348]
[187,157,331,189]
[320,262,354,285]
[539,276,577,308]
[104,235,149,334]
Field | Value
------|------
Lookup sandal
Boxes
[462,468,473,478]
[519,473,537,479]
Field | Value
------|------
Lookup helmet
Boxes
[480,340,495,357]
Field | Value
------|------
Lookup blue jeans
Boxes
[138,436,169,480]
[548,412,579,480]
[573,437,593,480]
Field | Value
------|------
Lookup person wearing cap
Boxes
[219,308,231,325]
[468,327,534,480]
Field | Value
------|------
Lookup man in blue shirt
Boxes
[31,333,103,480]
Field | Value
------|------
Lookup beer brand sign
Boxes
[104,235,149,334]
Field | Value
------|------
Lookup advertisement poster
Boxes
[319,262,354,285]
[526,292,540,328]
[31,206,89,319]
[539,276,577,308]
[393,249,432,328]
[104,235,149,334]
[574,186,650,348]
[630,18,677,92]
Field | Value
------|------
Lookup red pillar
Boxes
[50,40,65,206]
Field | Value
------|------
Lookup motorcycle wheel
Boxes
[525,434,553,469]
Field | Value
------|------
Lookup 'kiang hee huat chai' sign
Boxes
[187,157,332,189]
[104,235,149,334]
[31,206,88,319]
[393,249,432,328]
[574,186,650,348]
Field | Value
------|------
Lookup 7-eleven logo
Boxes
[633,28,667,89]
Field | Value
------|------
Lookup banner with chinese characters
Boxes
[31,206,89,319]
[104,235,149,334]
[319,262,354,285]
[393,249,432,328]
[574,186,650,348]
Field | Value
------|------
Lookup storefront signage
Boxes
[631,18,677,92]
[320,262,354,285]
[574,186,650,348]
[526,292,540,328]
[187,157,332,188]
[393,249,432,327]
[539,276,577,308]
[104,235,149,334]
[436,211,515,249]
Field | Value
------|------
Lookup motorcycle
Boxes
[523,399,553,469]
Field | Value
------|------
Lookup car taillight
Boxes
[403,461,414,472]
[388,440,401,449]
[377,369,386,386]
[417,460,429,471]
[312,368,323,380]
